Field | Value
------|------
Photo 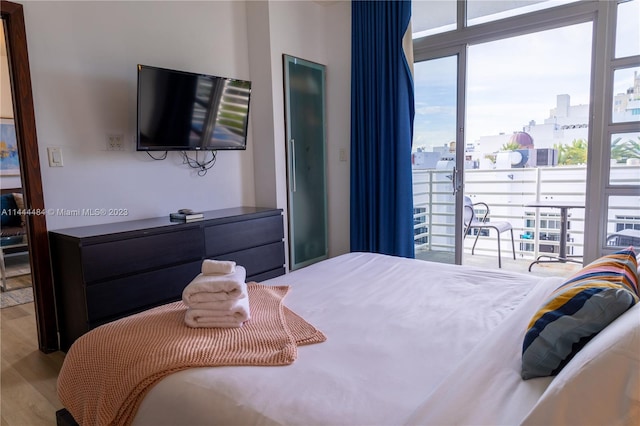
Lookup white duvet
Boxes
[132,253,547,425]
[131,252,639,425]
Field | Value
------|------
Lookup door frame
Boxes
[2,1,58,352]
[413,46,467,265]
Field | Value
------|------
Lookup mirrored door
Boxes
[1,1,57,351]
[0,19,31,297]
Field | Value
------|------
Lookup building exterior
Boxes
[413,71,640,172]
[613,71,640,122]
[412,73,640,260]
[473,94,589,159]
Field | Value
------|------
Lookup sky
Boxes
[412,0,640,151]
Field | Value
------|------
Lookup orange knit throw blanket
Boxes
[57,283,326,426]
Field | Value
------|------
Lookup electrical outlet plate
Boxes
[106,133,124,151]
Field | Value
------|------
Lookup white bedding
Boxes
[133,252,554,426]
[408,298,640,425]
[405,276,559,425]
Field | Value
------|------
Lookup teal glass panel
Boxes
[283,55,328,270]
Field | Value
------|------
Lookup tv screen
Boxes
[137,65,251,151]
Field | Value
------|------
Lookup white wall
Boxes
[24,1,255,229]
[22,0,351,257]
[249,0,351,260]
[324,1,351,256]
[247,0,278,209]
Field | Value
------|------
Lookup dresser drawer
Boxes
[205,215,283,257]
[86,260,202,323]
[82,227,203,283]
[51,207,284,351]
[214,241,285,278]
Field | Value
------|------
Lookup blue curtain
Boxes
[350,0,415,258]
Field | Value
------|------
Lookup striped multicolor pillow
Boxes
[521,247,639,380]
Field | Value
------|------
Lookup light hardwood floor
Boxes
[1,302,64,426]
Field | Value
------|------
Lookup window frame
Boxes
[413,0,637,263]
[595,1,640,257]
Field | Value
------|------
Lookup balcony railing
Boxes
[413,165,640,259]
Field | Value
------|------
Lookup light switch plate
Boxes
[47,147,63,167]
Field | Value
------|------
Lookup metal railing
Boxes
[413,165,640,259]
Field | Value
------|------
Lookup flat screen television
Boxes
[137,64,251,151]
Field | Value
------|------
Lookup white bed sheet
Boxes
[133,252,548,426]
[405,278,640,426]
[405,276,560,425]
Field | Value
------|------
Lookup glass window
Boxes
[609,131,640,186]
[412,0,456,39]
[615,0,640,58]
[466,23,592,163]
[466,0,580,26]
[412,0,632,262]
[612,67,640,123]
[413,56,458,154]
[615,216,640,231]
[606,195,640,248]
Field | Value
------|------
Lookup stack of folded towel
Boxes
[182,259,251,328]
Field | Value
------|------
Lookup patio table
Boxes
[526,200,585,271]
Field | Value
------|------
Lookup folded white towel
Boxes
[182,266,247,304]
[184,297,251,328]
[202,259,236,275]
[184,285,248,310]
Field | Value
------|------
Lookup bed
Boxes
[56,251,640,426]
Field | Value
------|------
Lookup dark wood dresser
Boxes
[49,207,285,351]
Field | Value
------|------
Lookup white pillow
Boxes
[521,303,640,425]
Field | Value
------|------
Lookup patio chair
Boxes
[463,196,515,268]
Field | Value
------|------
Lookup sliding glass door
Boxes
[463,22,592,266]
[413,51,465,264]
[412,0,636,267]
